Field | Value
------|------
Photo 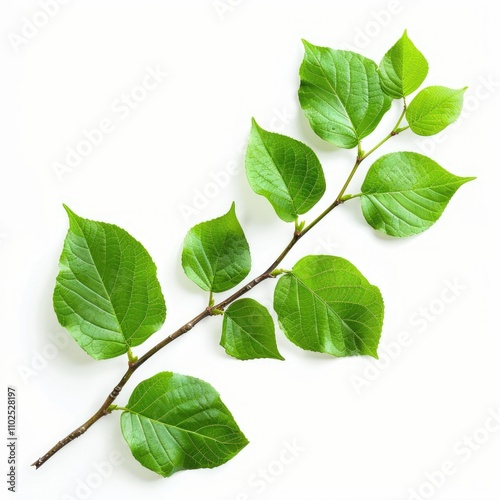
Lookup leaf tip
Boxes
[62,203,74,217]
[301,38,312,49]
[250,117,262,131]
[62,204,81,225]
[462,175,477,184]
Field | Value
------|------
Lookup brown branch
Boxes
[31,367,135,468]
[32,108,407,469]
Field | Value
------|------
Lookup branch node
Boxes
[106,404,118,414]
[207,306,225,316]
[127,348,138,366]
[270,268,287,278]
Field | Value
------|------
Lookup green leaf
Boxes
[120,372,248,477]
[360,152,475,237]
[245,119,326,222]
[53,206,166,360]
[406,86,466,136]
[298,40,392,149]
[274,255,384,358]
[181,203,251,293]
[221,298,284,360]
[379,30,429,99]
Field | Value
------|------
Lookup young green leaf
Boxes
[274,255,384,358]
[245,119,326,222]
[406,86,466,136]
[298,40,392,149]
[360,152,475,237]
[120,372,248,478]
[53,206,166,360]
[181,203,251,293]
[379,30,429,99]
[221,298,284,360]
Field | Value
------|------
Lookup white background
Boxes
[1,1,499,499]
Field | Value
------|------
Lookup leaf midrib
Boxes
[292,274,378,355]
[254,128,297,217]
[226,315,278,358]
[410,89,462,124]
[305,47,359,141]
[124,408,238,446]
[363,178,468,197]
[71,216,128,345]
